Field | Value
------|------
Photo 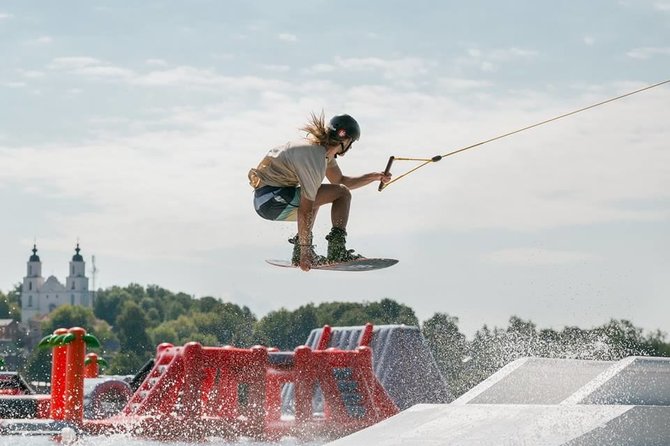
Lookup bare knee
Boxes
[315,183,351,207]
[336,184,351,201]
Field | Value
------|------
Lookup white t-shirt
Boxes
[248,140,338,201]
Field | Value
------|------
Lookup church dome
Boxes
[72,244,84,262]
[29,245,40,262]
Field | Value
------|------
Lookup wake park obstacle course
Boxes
[1,325,669,444]
[0,323,448,441]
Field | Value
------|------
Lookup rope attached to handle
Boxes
[378,79,670,191]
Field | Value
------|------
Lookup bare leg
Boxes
[314,183,351,229]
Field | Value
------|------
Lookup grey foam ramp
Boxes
[563,356,670,406]
[454,357,612,405]
[565,405,670,446]
[325,404,670,446]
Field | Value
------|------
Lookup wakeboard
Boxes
[266,258,398,272]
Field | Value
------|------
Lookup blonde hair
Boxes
[300,111,332,146]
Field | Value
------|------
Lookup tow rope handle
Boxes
[378,156,395,192]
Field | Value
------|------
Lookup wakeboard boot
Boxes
[325,227,364,263]
[289,234,326,266]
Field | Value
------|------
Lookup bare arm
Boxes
[326,164,391,190]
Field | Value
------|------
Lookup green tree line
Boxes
[6,284,669,397]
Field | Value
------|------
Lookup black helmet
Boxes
[328,114,360,142]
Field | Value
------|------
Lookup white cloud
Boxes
[259,64,290,73]
[47,57,290,91]
[48,57,135,80]
[0,12,14,20]
[480,61,496,72]
[18,69,45,78]
[2,81,26,88]
[303,63,334,74]
[484,248,599,266]
[437,77,493,90]
[459,46,538,73]
[210,52,236,62]
[304,56,437,80]
[80,65,135,79]
[49,57,106,70]
[467,47,538,61]
[491,47,538,60]
[145,59,168,67]
[133,67,290,91]
[278,33,298,42]
[654,1,670,11]
[26,36,53,45]
[626,47,670,59]
[583,36,595,46]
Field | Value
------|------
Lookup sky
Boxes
[1,1,668,337]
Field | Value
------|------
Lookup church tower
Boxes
[65,243,91,307]
[20,243,93,325]
[21,245,45,323]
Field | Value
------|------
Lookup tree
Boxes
[366,298,418,326]
[43,305,97,334]
[149,324,179,346]
[207,302,257,346]
[94,286,133,325]
[255,304,318,349]
[645,330,670,357]
[0,292,12,319]
[110,351,146,375]
[315,302,366,326]
[125,283,146,300]
[149,315,198,346]
[165,300,187,321]
[465,324,507,390]
[253,309,295,350]
[115,301,152,358]
[146,308,161,327]
[23,348,51,382]
[173,292,194,313]
[254,308,291,350]
[594,319,650,357]
[422,313,469,397]
[327,305,369,327]
[312,299,418,328]
[290,304,319,347]
[146,284,173,309]
[197,296,221,314]
[1,284,22,321]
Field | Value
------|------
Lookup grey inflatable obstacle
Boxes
[282,324,451,412]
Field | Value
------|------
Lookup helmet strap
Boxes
[336,140,353,158]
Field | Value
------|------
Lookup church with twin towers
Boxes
[21,243,93,324]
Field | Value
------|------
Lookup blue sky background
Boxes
[1,1,668,336]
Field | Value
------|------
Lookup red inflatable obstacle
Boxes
[1,324,399,442]
[0,373,50,419]
[90,339,397,440]
[50,328,69,420]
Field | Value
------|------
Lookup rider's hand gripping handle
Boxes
[378,156,395,192]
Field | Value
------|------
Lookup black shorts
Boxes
[253,185,301,221]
